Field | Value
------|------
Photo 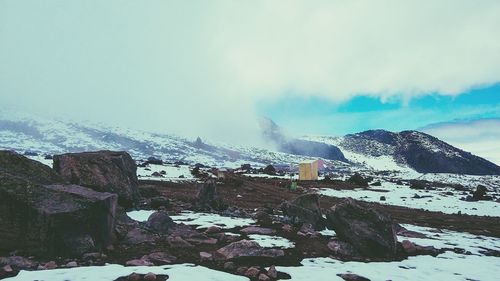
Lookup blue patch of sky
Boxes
[257,83,500,136]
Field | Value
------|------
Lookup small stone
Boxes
[267,265,278,279]
[236,266,248,274]
[127,273,141,281]
[401,240,417,255]
[44,261,57,269]
[337,273,371,281]
[205,226,222,234]
[245,267,260,278]
[66,261,78,268]
[144,272,157,281]
[2,265,13,273]
[125,259,153,266]
[282,224,293,232]
[199,252,213,262]
[82,252,102,261]
[379,196,386,201]
[259,273,271,281]
[224,262,236,270]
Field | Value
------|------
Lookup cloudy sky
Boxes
[1,1,499,162]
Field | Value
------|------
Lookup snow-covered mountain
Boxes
[305,129,500,175]
[0,112,345,169]
[1,112,499,175]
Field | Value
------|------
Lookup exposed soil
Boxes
[141,174,500,238]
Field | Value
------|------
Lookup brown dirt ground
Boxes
[140,174,500,238]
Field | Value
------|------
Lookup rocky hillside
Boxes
[308,129,500,175]
[2,112,500,175]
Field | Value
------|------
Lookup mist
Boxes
[1,1,500,145]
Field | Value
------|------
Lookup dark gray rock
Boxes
[53,150,140,207]
[0,173,117,256]
[194,180,226,211]
[325,198,398,258]
[145,211,176,234]
[281,193,325,230]
[215,240,284,260]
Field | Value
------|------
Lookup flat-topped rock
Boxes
[53,150,140,207]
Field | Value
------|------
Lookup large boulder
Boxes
[215,240,284,261]
[194,180,226,211]
[281,193,325,230]
[53,151,140,207]
[0,150,63,184]
[145,211,177,234]
[0,172,117,256]
[325,198,397,258]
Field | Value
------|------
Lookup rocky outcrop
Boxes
[281,193,325,230]
[325,198,397,258]
[0,172,117,256]
[215,240,284,261]
[0,150,62,184]
[53,150,140,207]
[193,180,226,211]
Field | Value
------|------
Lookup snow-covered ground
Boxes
[317,181,500,217]
[127,210,256,229]
[4,263,248,281]
[137,164,196,182]
[248,234,295,249]
[278,224,500,281]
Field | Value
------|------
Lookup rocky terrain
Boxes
[1,150,499,281]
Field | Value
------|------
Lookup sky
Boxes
[1,1,499,162]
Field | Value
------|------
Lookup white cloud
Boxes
[422,119,500,165]
[1,1,500,142]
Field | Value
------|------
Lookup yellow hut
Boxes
[299,160,319,181]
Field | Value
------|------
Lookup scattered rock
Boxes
[401,240,417,255]
[347,173,369,187]
[267,265,278,279]
[473,185,488,201]
[205,226,222,234]
[126,258,153,266]
[224,261,236,270]
[44,261,57,269]
[149,196,170,209]
[259,273,271,281]
[281,193,325,230]
[237,266,249,275]
[325,198,398,258]
[167,236,194,248]
[0,256,34,269]
[199,252,213,262]
[263,165,276,175]
[194,180,227,211]
[53,150,140,207]
[143,272,157,281]
[327,239,359,258]
[146,157,163,165]
[145,211,176,234]
[215,240,284,260]
[123,228,156,245]
[337,273,371,281]
[151,172,163,178]
[245,266,261,278]
[144,252,177,264]
[65,261,78,268]
[240,226,276,235]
